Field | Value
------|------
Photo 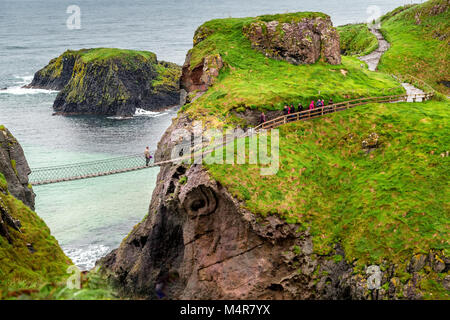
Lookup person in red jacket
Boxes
[309,100,315,110]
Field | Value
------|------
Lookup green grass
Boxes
[338,24,379,56]
[0,267,117,300]
[181,13,405,127]
[0,193,71,288]
[77,48,157,64]
[0,169,117,300]
[378,0,450,94]
[205,101,450,278]
[0,172,7,191]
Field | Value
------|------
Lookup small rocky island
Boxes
[27,48,181,116]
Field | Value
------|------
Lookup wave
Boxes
[134,108,168,117]
[0,75,58,95]
[106,115,134,120]
[0,86,58,95]
[63,244,110,271]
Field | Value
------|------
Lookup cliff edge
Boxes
[0,126,70,292]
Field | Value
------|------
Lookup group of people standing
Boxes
[259,98,335,124]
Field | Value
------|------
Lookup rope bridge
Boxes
[30,89,435,186]
[30,154,155,186]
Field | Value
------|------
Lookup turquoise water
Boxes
[0,0,413,269]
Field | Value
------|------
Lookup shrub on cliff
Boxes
[338,23,379,56]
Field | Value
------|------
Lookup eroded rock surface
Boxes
[180,52,223,96]
[243,17,341,65]
[0,127,35,210]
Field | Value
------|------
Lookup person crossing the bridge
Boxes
[144,146,152,166]
[309,100,315,110]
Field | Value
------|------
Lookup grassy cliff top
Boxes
[205,100,449,297]
[378,0,450,94]
[181,12,405,127]
[58,48,157,64]
[253,11,329,23]
[78,48,155,61]
[338,24,379,56]
[38,48,160,80]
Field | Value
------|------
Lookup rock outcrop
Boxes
[0,126,35,210]
[243,16,341,65]
[180,52,223,97]
[27,48,181,116]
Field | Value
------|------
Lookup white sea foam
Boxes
[106,115,134,120]
[134,108,168,117]
[64,244,110,271]
[0,86,58,95]
[0,75,58,95]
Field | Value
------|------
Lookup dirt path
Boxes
[358,23,390,71]
[359,23,425,101]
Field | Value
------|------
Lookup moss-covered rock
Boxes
[0,126,71,291]
[243,13,341,65]
[28,48,182,116]
[0,127,35,210]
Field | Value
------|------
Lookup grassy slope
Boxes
[0,173,70,288]
[205,101,449,297]
[0,175,115,300]
[378,0,450,94]
[337,24,379,56]
[181,13,405,128]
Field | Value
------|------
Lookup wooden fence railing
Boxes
[254,92,434,131]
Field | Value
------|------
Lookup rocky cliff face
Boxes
[243,16,341,65]
[0,126,35,210]
[28,49,181,116]
[180,52,223,99]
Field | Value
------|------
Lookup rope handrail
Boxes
[392,73,436,94]
[254,91,433,131]
[31,153,144,171]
